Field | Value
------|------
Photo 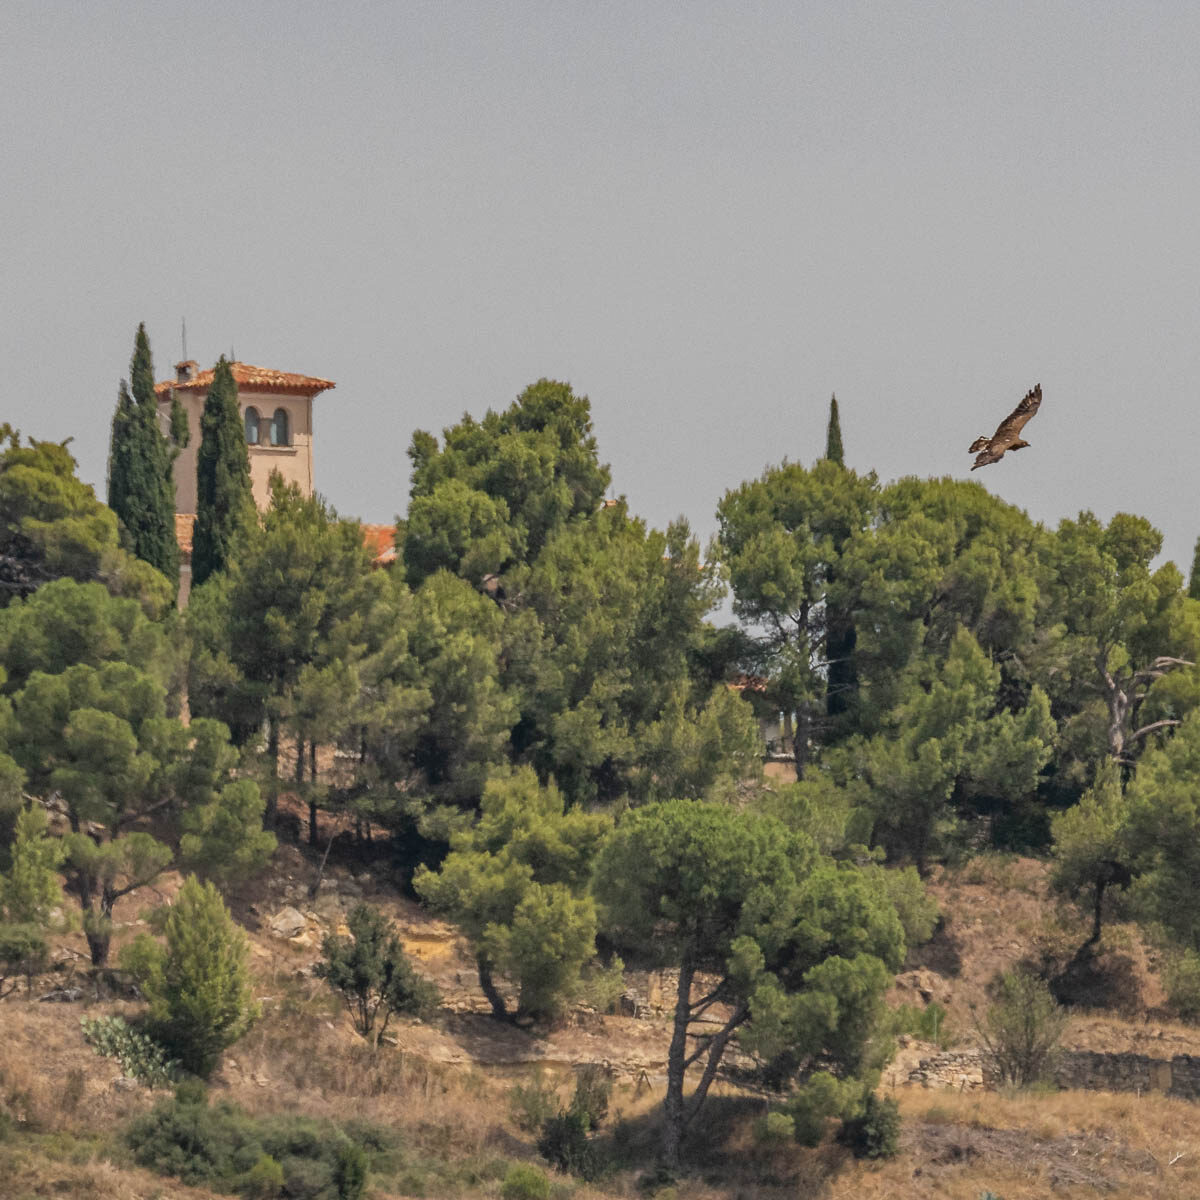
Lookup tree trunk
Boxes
[308,741,319,846]
[662,955,695,1168]
[792,707,812,782]
[1089,877,1107,945]
[1098,651,1129,761]
[265,717,280,824]
[84,884,120,967]
[477,954,508,1020]
[686,1002,748,1124]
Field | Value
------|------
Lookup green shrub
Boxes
[871,864,940,947]
[124,876,259,1076]
[753,1111,795,1145]
[974,968,1066,1087]
[241,1153,285,1198]
[1165,950,1200,1021]
[501,1163,552,1200]
[126,1092,377,1199]
[579,955,626,1013]
[315,902,439,1043]
[334,1142,368,1200]
[568,1063,611,1131]
[127,1095,264,1185]
[786,1071,861,1146]
[837,1094,900,1159]
[537,1109,598,1180]
[509,1070,560,1133]
[0,923,48,997]
[890,1001,954,1047]
[80,1014,178,1087]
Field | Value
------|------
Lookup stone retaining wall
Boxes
[906,1048,1200,1100]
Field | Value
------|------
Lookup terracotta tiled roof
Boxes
[175,513,195,558]
[362,523,397,566]
[174,514,396,567]
[155,361,335,398]
[727,672,769,695]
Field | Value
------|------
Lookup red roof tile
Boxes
[174,514,395,567]
[727,673,769,695]
[362,523,397,566]
[175,513,195,557]
[155,361,334,399]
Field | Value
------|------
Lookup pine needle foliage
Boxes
[133,875,259,1076]
[315,902,438,1043]
[825,393,845,465]
[192,357,253,587]
[107,325,179,586]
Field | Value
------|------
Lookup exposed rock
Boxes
[895,968,953,1006]
[39,986,84,1003]
[269,907,307,939]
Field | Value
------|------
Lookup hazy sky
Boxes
[4,3,1200,574]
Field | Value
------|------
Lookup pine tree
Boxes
[192,358,254,588]
[1189,535,1200,601]
[0,803,64,926]
[107,326,179,587]
[824,393,845,465]
[132,876,258,1075]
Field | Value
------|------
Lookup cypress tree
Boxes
[106,325,179,586]
[820,394,854,721]
[106,381,135,523]
[1190,535,1200,602]
[824,393,845,465]
[192,357,254,587]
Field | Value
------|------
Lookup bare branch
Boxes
[1128,719,1183,744]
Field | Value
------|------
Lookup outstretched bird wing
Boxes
[988,384,1042,449]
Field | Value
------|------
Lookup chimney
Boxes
[175,360,198,383]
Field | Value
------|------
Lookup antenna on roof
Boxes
[181,317,187,362]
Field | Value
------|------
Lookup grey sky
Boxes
[4,3,1199,576]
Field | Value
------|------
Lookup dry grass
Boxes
[8,984,1200,1200]
[0,1142,226,1200]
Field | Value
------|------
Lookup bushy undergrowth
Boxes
[125,1086,378,1199]
[510,1070,560,1133]
[837,1094,901,1159]
[537,1110,596,1179]
[1164,949,1200,1021]
[535,1064,612,1181]
[501,1162,552,1199]
[752,1111,796,1145]
[80,1014,178,1087]
[578,955,626,1014]
[889,1000,955,1048]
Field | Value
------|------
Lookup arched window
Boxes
[270,407,290,446]
[244,406,260,445]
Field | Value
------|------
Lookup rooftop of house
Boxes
[361,523,397,566]
[174,514,396,566]
[175,512,194,557]
[155,361,335,399]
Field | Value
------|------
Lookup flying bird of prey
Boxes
[968,384,1042,470]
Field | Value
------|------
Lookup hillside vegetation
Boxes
[6,333,1200,1196]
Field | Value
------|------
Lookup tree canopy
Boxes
[107,324,180,588]
[192,357,253,587]
[595,799,904,1166]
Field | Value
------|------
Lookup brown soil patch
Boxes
[908,1121,1159,1192]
